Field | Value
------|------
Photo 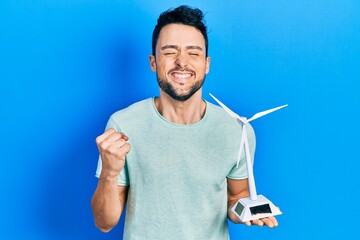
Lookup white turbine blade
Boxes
[209,93,240,119]
[236,127,247,168]
[243,126,257,200]
[247,104,288,122]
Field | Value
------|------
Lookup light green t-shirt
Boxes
[96,98,255,240]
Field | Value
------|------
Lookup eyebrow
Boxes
[160,45,203,51]
[186,46,203,51]
[160,45,180,51]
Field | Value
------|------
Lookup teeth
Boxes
[174,73,191,79]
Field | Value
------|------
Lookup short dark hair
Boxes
[152,5,208,57]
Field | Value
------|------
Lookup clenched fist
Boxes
[96,128,131,178]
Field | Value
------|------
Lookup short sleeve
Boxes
[227,124,256,179]
[94,116,130,186]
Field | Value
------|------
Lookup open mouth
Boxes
[169,71,195,84]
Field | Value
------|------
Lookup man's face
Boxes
[150,24,210,101]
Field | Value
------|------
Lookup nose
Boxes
[175,52,188,68]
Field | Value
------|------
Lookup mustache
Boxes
[168,66,195,74]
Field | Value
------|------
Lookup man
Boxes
[91,5,278,239]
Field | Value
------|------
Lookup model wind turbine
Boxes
[209,93,287,222]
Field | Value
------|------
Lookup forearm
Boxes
[91,174,126,232]
[228,198,244,223]
[227,178,250,223]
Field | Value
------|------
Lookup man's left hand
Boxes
[244,216,278,228]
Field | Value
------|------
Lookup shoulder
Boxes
[105,98,153,131]
[206,101,239,127]
[205,100,256,140]
[110,98,152,121]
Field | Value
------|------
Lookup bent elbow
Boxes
[94,221,115,233]
[94,218,118,233]
[98,226,113,233]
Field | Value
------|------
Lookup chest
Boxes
[126,125,240,189]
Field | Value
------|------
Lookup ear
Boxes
[149,54,157,72]
[205,56,211,74]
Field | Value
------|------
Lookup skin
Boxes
[91,129,130,232]
[91,23,277,232]
[149,24,210,124]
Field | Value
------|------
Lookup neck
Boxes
[155,90,206,124]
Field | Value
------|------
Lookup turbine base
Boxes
[231,194,282,222]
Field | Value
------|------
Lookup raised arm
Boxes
[91,128,131,232]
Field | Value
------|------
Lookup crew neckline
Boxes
[150,97,209,128]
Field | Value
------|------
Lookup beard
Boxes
[156,72,206,102]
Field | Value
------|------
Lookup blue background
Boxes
[1,0,359,239]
